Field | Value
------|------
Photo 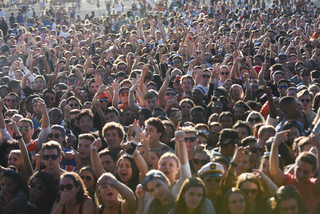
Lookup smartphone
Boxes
[125,141,138,157]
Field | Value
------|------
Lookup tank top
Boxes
[98,201,122,214]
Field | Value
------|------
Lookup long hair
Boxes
[272,185,311,214]
[171,177,206,214]
[60,172,88,203]
[116,155,140,192]
[236,173,263,202]
[222,188,250,214]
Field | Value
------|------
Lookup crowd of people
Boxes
[0,0,320,213]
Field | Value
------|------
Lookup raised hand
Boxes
[232,144,250,164]
[175,130,185,142]
[135,184,145,200]
[273,130,290,147]
[91,138,102,152]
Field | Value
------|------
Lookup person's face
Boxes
[119,92,129,104]
[147,151,160,170]
[182,78,193,92]
[146,178,171,201]
[161,124,173,144]
[0,88,8,98]
[14,72,23,80]
[299,94,312,110]
[118,158,132,183]
[79,115,93,133]
[236,127,249,141]
[105,129,121,150]
[278,83,288,96]
[49,129,64,145]
[185,133,197,154]
[193,152,208,172]
[59,177,79,202]
[18,121,33,140]
[227,192,246,214]
[234,107,245,120]
[191,110,205,124]
[89,82,99,95]
[180,102,192,116]
[294,160,314,184]
[44,92,55,106]
[7,153,21,170]
[0,176,18,195]
[309,86,320,97]
[173,82,182,93]
[5,95,17,109]
[192,89,204,103]
[137,114,146,127]
[254,57,262,66]
[124,110,135,124]
[200,71,210,85]
[42,148,60,170]
[248,114,262,127]
[68,100,80,110]
[65,136,76,149]
[49,110,63,125]
[287,127,300,146]
[105,112,119,123]
[78,138,92,159]
[273,74,283,84]
[146,97,158,112]
[236,154,250,175]
[78,92,89,103]
[34,78,46,91]
[145,124,161,145]
[220,115,233,129]
[183,187,204,209]
[100,154,116,174]
[279,198,299,214]
[197,135,207,146]
[240,181,258,204]
[231,86,242,100]
[260,157,271,178]
[80,170,95,191]
[29,177,47,202]
[211,101,223,115]
[98,181,118,201]
[172,58,182,68]
[287,89,297,98]
[159,157,179,181]
[248,142,262,163]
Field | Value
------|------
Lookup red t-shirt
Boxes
[26,140,39,156]
[282,173,320,214]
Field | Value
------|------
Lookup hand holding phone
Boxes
[124,141,138,157]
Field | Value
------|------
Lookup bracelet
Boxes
[58,202,65,207]
[27,201,37,209]
[111,179,117,187]
[14,135,23,140]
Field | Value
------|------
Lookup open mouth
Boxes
[107,192,113,196]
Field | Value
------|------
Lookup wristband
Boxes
[27,201,37,209]
[14,135,23,140]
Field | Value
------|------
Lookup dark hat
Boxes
[218,129,239,145]
[119,87,129,95]
[1,45,9,53]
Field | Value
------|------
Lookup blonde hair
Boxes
[158,152,180,168]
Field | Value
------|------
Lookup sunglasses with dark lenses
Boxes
[30,183,43,190]
[68,78,78,82]
[45,96,55,101]
[19,127,30,131]
[235,103,247,108]
[185,137,197,142]
[141,173,165,188]
[202,74,210,78]
[220,72,229,75]
[59,184,75,191]
[278,85,288,89]
[69,103,79,108]
[120,92,128,97]
[80,175,93,182]
[250,146,264,154]
[248,117,261,123]
[193,159,208,165]
[48,133,61,138]
[6,99,16,103]
[118,67,127,70]
[241,188,258,195]
[43,154,59,160]
[279,204,298,212]
[300,99,311,103]
[99,98,109,103]
[279,57,287,60]
[172,60,181,64]
[204,177,221,183]
[166,92,176,96]
[251,85,258,89]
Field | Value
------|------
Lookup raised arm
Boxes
[158,70,170,107]
[128,82,141,116]
[90,138,106,178]
[35,99,50,150]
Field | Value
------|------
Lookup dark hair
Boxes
[1,166,23,192]
[105,106,119,117]
[218,111,236,126]
[116,155,140,192]
[233,121,252,136]
[98,149,117,162]
[145,117,166,137]
[222,188,250,214]
[60,172,88,203]
[171,178,206,214]
[76,109,94,122]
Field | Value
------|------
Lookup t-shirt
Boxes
[282,173,320,214]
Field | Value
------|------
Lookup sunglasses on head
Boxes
[202,74,210,78]
[248,117,261,123]
[241,188,258,195]
[278,85,288,89]
[19,127,30,131]
[59,184,75,191]
[204,177,221,183]
[300,98,311,103]
[220,72,229,75]
[80,175,93,182]
[100,98,109,103]
[250,146,264,154]
[185,137,197,142]
[141,172,165,188]
[279,204,298,212]
[48,133,61,138]
[43,154,59,160]
[193,159,208,165]
[69,103,79,108]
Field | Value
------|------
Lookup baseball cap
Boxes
[217,129,239,145]
[99,92,108,99]
[278,52,287,57]
[119,87,130,95]
[198,162,225,178]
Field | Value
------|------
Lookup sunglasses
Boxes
[166,92,176,96]
[300,99,311,103]
[30,183,44,191]
[279,204,298,212]
[99,98,109,103]
[69,103,79,108]
[279,57,287,60]
[202,74,210,78]
[59,184,75,191]
[43,154,59,160]
[185,137,197,142]
[80,175,93,182]
[19,127,30,131]
[241,188,258,195]
[235,103,247,108]
[120,92,128,97]
[118,67,127,70]
[68,78,78,82]
[6,99,16,103]
[250,146,264,154]
[220,72,229,75]
[211,104,222,108]
[0,61,6,64]
[48,133,61,138]
[248,117,261,123]
[172,60,181,64]
[251,85,258,89]
[45,96,55,101]
[141,172,166,188]
[193,159,208,165]
[278,85,288,89]
[204,177,221,183]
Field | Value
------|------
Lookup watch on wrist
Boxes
[14,135,23,140]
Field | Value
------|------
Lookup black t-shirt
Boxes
[208,194,224,214]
